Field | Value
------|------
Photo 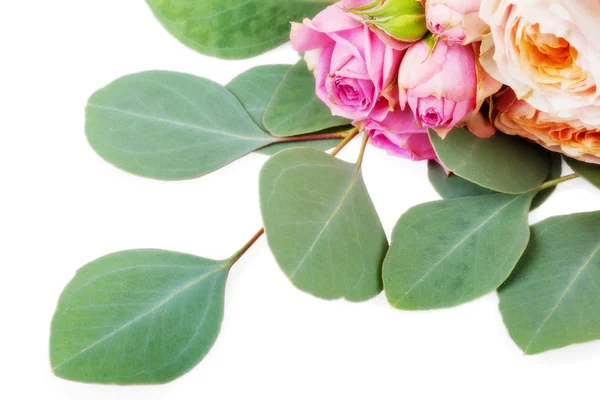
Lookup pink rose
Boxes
[398,39,477,136]
[425,0,489,46]
[357,108,439,162]
[290,3,404,121]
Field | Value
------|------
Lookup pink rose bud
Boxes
[398,38,477,137]
[342,0,428,43]
[425,0,489,46]
[357,107,439,162]
[290,3,404,122]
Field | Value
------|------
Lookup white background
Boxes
[2,1,600,399]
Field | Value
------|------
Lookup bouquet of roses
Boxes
[50,0,599,385]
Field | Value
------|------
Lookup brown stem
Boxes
[275,127,357,145]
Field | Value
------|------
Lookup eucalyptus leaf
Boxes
[427,160,495,199]
[429,128,549,194]
[531,152,562,210]
[50,250,230,384]
[86,71,276,180]
[384,192,535,310]
[565,157,600,189]
[226,64,345,155]
[145,0,335,59]
[263,61,350,137]
[428,151,561,211]
[498,212,600,355]
[259,147,388,301]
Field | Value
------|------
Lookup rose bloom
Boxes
[398,39,478,136]
[425,0,489,46]
[290,3,404,122]
[479,0,600,126]
[356,108,439,162]
[494,89,600,164]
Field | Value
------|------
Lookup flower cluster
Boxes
[291,0,600,164]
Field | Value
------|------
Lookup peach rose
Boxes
[494,89,600,164]
[479,0,600,126]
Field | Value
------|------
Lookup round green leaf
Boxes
[263,61,350,137]
[50,250,230,384]
[565,157,600,189]
[384,192,535,310]
[259,147,388,301]
[226,65,345,154]
[428,128,549,194]
[530,152,562,210]
[145,0,335,59]
[86,71,275,180]
[427,160,495,199]
[428,152,562,211]
[498,212,600,355]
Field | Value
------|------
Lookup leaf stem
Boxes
[356,132,369,168]
[536,173,580,192]
[229,228,265,266]
[228,128,361,269]
[330,128,360,157]
[275,128,355,144]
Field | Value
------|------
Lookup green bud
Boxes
[349,0,428,43]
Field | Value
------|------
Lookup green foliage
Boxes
[384,192,535,310]
[263,61,349,137]
[429,128,549,194]
[498,212,600,354]
[86,71,276,180]
[428,151,562,211]
[259,147,387,301]
[565,157,600,189]
[226,64,347,154]
[145,0,335,59]
[50,250,229,384]
[427,161,495,199]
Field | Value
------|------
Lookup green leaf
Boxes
[50,250,230,384]
[263,61,350,137]
[498,212,600,355]
[427,151,561,211]
[429,128,549,194]
[86,71,276,180]
[427,160,495,199]
[384,192,535,310]
[145,0,335,59]
[531,152,562,210]
[226,64,345,155]
[259,147,388,301]
[565,157,600,189]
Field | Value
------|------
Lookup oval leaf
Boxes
[498,212,600,355]
[226,65,345,154]
[86,71,275,180]
[428,151,561,211]
[429,128,549,194]
[427,160,495,199]
[530,152,562,210]
[50,250,229,384]
[145,0,334,59]
[263,61,350,137]
[259,147,388,301]
[565,157,600,189]
[384,192,535,310]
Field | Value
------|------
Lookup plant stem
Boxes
[229,227,265,265]
[228,128,361,269]
[330,128,360,156]
[355,132,369,168]
[275,128,354,144]
[536,173,579,192]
